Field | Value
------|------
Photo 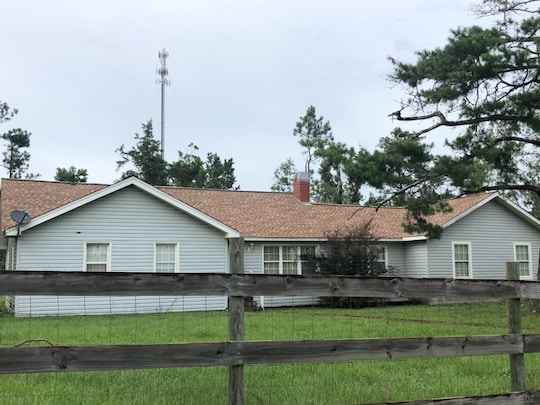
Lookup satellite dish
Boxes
[10,209,31,225]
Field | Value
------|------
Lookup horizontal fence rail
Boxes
[1,271,539,301]
[369,390,540,405]
[0,334,537,374]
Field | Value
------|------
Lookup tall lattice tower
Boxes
[156,49,170,159]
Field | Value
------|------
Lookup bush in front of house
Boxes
[302,221,391,308]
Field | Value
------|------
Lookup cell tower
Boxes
[156,49,170,159]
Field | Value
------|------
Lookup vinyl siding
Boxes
[404,241,428,277]
[259,296,318,308]
[427,199,540,279]
[386,242,406,275]
[244,243,263,274]
[15,296,225,316]
[13,186,228,316]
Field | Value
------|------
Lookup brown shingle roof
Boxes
[1,178,107,232]
[159,187,493,238]
[1,178,494,239]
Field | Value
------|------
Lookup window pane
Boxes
[282,261,297,275]
[156,244,177,273]
[86,243,109,272]
[454,245,468,261]
[282,246,297,261]
[264,262,279,274]
[86,243,107,262]
[264,246,279,261]
[516,245,529,261]
[455,262,469,278]
[87,264,106,272]
[157,263,175,273]
[518,262,530,277]
[157,244,175,261]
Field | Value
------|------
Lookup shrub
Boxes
[302,221,390,307]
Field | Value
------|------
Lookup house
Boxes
[1,174,539,316]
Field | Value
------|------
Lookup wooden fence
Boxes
[1,238,540,404]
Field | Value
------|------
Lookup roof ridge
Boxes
[158,185,293,195]
[450,191,496,199]
[1,178,109,186]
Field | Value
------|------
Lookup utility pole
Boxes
[156,49,169,160]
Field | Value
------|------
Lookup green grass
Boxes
[0,301,540,404]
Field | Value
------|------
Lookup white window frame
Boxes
[514,242,533,280]
[83,242,111,272]
[375,246,387,269]
[154,242,180,273]
[263,245,317,275]
[452,241,472,279]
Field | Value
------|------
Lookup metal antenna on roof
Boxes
[156,49,170,160]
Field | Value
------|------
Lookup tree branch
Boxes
[374,177,430,211]
[465,183,540,197]
[389,109,533,137]
[491,136,540,148]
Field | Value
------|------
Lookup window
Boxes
[263,245,317,275]
[263,246,280,274]
[375,246,387,270]
[452,242,471,278]
[155,243,179,273]
[514,243,532,279]
[84,242,110,272]
[6,238,16,270]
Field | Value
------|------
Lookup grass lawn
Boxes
[0,301,539,404]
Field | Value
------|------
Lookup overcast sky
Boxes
[1,0,495,190]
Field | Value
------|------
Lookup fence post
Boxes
[507,262,526,392]
[228,237,245,405]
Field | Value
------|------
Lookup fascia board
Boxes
[399,236,427,242]
[244,237,327,243]
[5,177,241,238]
[495,195,540,230]
[245,237,422,243]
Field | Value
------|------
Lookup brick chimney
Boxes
[293,172,310,202]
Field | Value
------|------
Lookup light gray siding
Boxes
[13,186,228,316]
[258,295,318,308]
[244,243,263,274]
[403,241,428,277]
[427,199,540,279]
[385,242,406,275]
[14,296,226,316]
